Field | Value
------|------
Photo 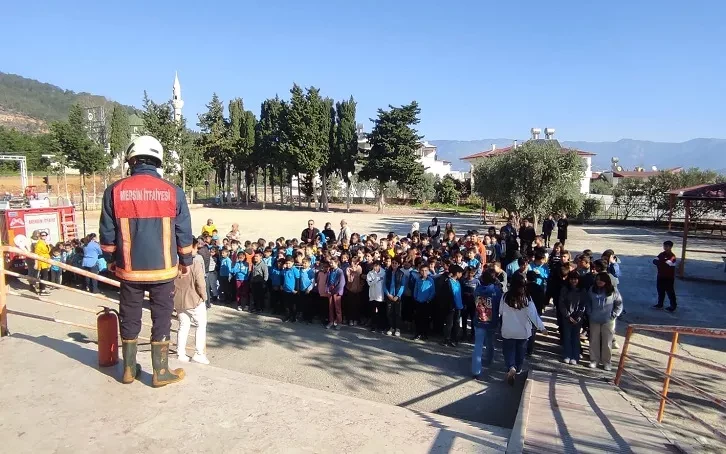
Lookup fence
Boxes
[614,324,726,442]
[0,245,186,350]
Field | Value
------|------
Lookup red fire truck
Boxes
[0,205,77,272]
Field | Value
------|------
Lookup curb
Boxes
[506,374,533,454]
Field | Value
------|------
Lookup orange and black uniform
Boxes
[99,164,194,341]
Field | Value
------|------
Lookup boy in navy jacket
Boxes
[232,252,250,311]
[281,257,301,322]
[412,263,436,340]
[472,269,503,379]
[218,249,233,303]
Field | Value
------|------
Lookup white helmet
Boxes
[126,135,164,167]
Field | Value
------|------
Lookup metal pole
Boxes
[658,331,679,422]
[81,186,87,238]
[679,199,690,277]
[0,236,8,337]
[614,325,634,386]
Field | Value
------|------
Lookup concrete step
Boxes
[0,335,511,453]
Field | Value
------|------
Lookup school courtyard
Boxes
[2,206,724,452]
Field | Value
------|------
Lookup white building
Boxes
[415,141,457,179]
[460,128,595,194]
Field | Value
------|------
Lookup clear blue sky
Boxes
[2,0,724,142]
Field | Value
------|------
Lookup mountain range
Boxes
[1,70,724,173]
[431,138,726,173]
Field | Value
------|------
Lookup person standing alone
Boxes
[100,135,194,388]
[557,214,569,247]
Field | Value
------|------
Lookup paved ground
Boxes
[522,371,680,454]
[0,335,510,454]
[6,207,726,450]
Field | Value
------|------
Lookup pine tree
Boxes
[109,104,130,179]
[359,101,424,211]
[256,97,284,207]
[140,91,183,177]
[197,94,228,202]
[334,97,358,212]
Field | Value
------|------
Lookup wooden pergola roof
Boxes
[669,182,726,201]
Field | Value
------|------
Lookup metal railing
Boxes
[0,244,179,345]
[614,324,726,441]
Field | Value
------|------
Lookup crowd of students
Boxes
[25,231,105,295]
[185,215,659,384]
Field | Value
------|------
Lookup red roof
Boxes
[461,146,595,161]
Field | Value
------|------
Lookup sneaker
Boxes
[563,358,571,364]
[352,321,357,326]
[413,335,422,341]
[177,354,190,362]
[386,330,393,336]
[652,304,664,309]
[334,324,340,331]
[666,306,677,313]
[40,290,51,296]
[589,361,597,369]
[394,329,401,337]
[326,323,334,330]
[612,340,620,350]
[569,358,578,365]
[192,353,210,365]
[349,320,354,326]
[506,367,516,386]
[603,363,612,371]
[236,306,242,312]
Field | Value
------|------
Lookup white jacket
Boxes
[499,296,545,340]
[366,268,386,302]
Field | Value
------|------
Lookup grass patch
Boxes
[412,202,479,213]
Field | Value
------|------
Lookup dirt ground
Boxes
[79,204,470,241]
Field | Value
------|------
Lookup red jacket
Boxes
[99,165,194,283]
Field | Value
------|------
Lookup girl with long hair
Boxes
[586,272,623,371]
[498,274,547,385]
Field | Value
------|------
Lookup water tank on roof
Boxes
[544,127,556,139]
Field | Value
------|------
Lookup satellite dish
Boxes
[13,234,29,250]
[616,165,623,172]
[611,156,620,163]
[651,166,658,171]
[87,111,94,121]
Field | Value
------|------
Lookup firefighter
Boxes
[99,135,194,387]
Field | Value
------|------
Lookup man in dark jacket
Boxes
[100,135,193,388]
[542,215,556,247]
[301,220,321,245]
[518,218,537,256]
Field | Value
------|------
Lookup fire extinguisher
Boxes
[97,306,119,367]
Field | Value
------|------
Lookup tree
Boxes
[435,176,459,205]
[177,125,209,202]
[402,172,436,203]
[590,178,613,195]
[140,92,183,177]
[581,197,603,220]
[473,141,583,226]
[227,98,246,203]
[612,178,646,220]
[280,85,307,207]
[197,94,228,202]
[241,110,257,204]
[358,101,425,211]
[50,103,108,177]
[334,97,358,212]
[109,104,130,179]
[282,85,331,209]
[256,97,285,207]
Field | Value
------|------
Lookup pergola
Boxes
[666,183,726,277]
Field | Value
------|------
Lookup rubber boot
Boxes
[121,338,141,384]
[151,340,185,388]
